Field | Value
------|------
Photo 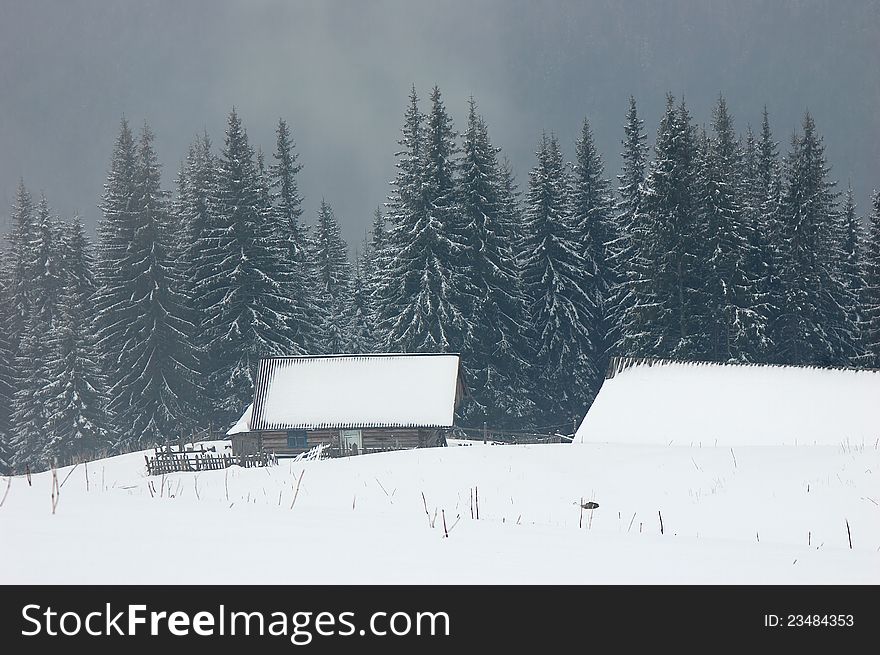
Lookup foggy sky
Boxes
[1,0,878,249]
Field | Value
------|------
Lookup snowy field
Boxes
[1,438,878,584]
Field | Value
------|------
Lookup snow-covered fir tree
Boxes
[43,276,109,463]
[269,118,317,354]
[36,215,108,463]
[837,185,866,364]
[521,133,597,425]
[344,256,375,353]
[99,124,198,448]
[738,127,777,361]
[861,191,880,367]
[310,199,352,354]
[571,117,618,388]
[195,109,303,425]
[377,86,472,355]
[612,97,652,357]
[777,113,852,366]
[457,99,532,425]
[360,206,387,349]
[699,96,765,361]
[93,118,137,438]
[10,195,63,468]
[753,108,788,362]
[176,131,218,423]
[640,96,707,359]
[0,280,14,473]
[4,180,36,353]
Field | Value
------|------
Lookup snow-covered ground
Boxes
[1,438,877,584]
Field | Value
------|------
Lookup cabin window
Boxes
[287,430,308,448]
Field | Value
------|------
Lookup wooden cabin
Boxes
[227,353,464,457]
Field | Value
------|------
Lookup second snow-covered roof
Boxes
[247,354,461,430]
[576,357,880,446]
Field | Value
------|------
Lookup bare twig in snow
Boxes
[579,497,584,529]
[475,486,480,520]
[658,511,664,535]
[846,519,853,549]
[442,509,448,538]
[85,461,89,492]
[730,448,737,469]
[59,463,79,489]
[289,469,305,509]
[421,492,435,528]
[0,476,11,508]
[627,513,636,533]
[51,467,60,514]
[194,476,200,500]
[26,464,32,486]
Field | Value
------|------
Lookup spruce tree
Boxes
[310,199,352,354]
[102,124,198,448]
[755,108,787,361]
[457,99,532,425]
[196,109,302,424]
[0,281,14,473]
[699,97,765,361]
[377,86,472,354]
[5,180,36,352]
[44,277,109,462]
[177,132,219,423]
[612,97,652,357]
[93,118,137,437]
[861,191,880,367]
[345,256,375,353]
[571,117,618,387]
[777,113,851,366]
[269,118,316,354]
[639,96,707,359]
[521,134,596,425]
[10,195,63,468]
[838,185,866,364]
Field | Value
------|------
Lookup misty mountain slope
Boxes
[1,439,877,584]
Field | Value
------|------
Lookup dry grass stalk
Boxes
[475,486,480,520]
[59,464,79,489]
[421,491,436,528]
[50,467,60,514]
[0,476,11,508]
[289,469,305,509]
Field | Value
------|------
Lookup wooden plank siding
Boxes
[232,427,448,457]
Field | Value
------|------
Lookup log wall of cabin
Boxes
[238,427,448,456]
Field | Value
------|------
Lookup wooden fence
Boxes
[145,445,277,476]
[451,426,573,445]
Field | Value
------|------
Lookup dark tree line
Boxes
[1,90,878,471]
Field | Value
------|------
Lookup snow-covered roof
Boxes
[227,403,253,436]
[576,357,880,446]
[231,354,461,432]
